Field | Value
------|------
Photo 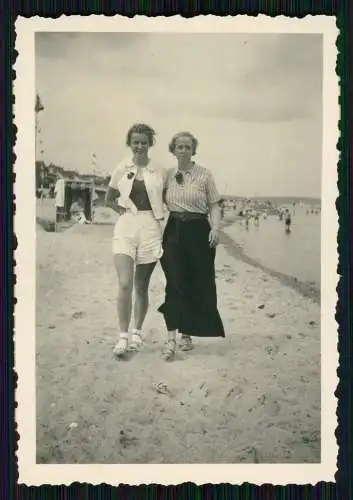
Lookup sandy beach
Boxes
[36,209,321,464]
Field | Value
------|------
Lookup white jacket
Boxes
[108,159,166,220]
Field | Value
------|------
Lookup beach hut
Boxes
[55,179,95,229]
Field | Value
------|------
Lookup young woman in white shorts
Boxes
[105,123,166,358]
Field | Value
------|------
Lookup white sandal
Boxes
[113,334,129,358]
[162,339,176,361]
[128,330,144,351]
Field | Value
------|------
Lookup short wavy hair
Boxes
[126,123,156,147]
[168,131,198,156]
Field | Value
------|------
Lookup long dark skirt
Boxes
[158,216,225,337]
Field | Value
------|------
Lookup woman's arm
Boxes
[205,169,222,247]
[162,167,171,206]
[105,186,124,214]
[209,202,221,231]
[209,202,221,247]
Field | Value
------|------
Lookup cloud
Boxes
[36,32,144,59]
[35,32,323,197]
[36,32,322,122]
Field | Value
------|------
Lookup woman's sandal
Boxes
[113,335,129,358]
[128,330,144,351]
[162,339,176,361]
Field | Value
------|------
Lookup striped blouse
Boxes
[164,163,220,214]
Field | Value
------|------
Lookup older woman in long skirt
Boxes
[158,131,225,360]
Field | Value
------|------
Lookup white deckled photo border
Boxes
[14,14,339,486]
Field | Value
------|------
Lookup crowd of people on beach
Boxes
[226,199,320,235]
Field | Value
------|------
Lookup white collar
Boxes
[126,159,156,172]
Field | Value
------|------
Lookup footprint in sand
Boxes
[225,386,243,399]
[199,382,209,397]
[72,311,85,319]
[301,430,320,444]
[152,382,171,396]
[265,345,279,355]
[119,429,139,448]
[217,368,228,378]
[239,446,262,463]
[258,395,280,417]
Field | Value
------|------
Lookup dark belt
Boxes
[169,211,208,222]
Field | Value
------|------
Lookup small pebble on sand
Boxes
[67,422,78,430]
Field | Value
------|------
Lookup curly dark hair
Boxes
[168,131,198,156]
[126,123,156,147]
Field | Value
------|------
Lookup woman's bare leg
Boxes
[128,261,157,351]
[113,253,134,355]
[133,261,157,330]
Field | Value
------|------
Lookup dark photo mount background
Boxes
[1,1,351,499]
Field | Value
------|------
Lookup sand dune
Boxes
[36,223,320,464]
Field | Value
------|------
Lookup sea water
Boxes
[224,207,321,287]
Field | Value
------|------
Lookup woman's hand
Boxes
[105,187,125,215]
[115,204,127,215]
[209,228,220,247]
[208,202,221,247]
[158,218,166,235]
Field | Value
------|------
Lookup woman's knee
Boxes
[114,254,134,295]
[134,262,156,296]
[118,278,133,296]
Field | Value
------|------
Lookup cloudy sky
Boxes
[35,32,322,197]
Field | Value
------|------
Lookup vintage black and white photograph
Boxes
[15,16,338,485]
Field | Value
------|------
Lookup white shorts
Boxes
[112,211,163,265]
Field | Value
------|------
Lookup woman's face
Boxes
[173,135,193,163]
[129,132,150,160]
